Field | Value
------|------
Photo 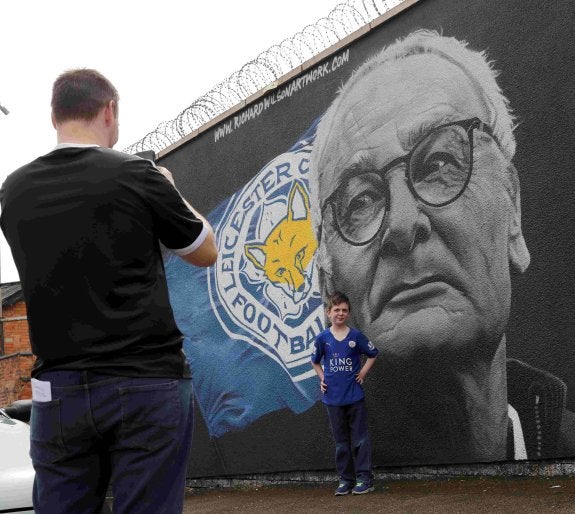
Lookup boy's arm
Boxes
[355,356,377,384]
[312,362,327,393]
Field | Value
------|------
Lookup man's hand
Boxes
[355,371,367,384]
[319,378,327,393]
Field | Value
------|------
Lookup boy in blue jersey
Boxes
[311,291,379,495]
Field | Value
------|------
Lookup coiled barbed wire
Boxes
[124,0,404,154]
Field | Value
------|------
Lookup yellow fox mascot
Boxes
[245,181,318,298]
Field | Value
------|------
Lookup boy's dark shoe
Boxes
[352,481,375,495]
[334,481,354,496]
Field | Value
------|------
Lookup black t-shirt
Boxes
[0,146,205,378]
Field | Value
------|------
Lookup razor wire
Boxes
[124,0,404,154]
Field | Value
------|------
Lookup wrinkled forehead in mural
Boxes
[309,30,531,362]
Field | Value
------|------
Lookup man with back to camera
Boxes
[309,30,575,464]
[0,68,218,513]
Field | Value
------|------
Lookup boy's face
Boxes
[327,302,350,328]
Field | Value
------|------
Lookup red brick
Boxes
[1,299,33,405]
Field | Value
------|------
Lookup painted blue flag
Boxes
[165,121,324,437]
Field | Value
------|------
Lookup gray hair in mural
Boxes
[158,2,575,476]
[309,30,573,463]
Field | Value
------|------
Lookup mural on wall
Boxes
[309,28,574,464]
[164,126,325,437]
[159,0,575,475]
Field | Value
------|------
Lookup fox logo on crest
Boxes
[244,181,317,303]
[209,144,325,381]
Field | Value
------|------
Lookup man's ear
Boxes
[507,164,530,273]
[320,267,334,328]
[316,237,335,303]
[103,100,116,126]
[51,112,57,130]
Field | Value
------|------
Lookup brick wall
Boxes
[0,353,34,405]
[0,300,33,406]
[3,301,30,354]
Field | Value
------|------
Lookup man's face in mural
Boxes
[317,54,526,362]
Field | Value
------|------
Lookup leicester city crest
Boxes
[208,139,324,382]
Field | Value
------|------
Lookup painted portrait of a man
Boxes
[309,29,575,463]
[158,1,575,475]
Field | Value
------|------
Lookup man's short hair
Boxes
[325,291,351,311]
[51,68,119,123]
[310,30,517,240]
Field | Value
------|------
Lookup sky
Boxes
[0,0,353,283]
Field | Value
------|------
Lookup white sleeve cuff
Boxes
[167,224,210,256]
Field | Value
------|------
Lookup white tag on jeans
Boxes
[31,378,52,402]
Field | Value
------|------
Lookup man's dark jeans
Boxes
[326,399,374,485]
[30,371,193,514]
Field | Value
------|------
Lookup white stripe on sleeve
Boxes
[167,224,210,256]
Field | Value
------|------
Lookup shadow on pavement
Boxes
[183,476,575,513]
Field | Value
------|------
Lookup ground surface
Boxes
[182,476,575,513]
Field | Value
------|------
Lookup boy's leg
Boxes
[109,377,194,514]
[348,400,374,484]
[326,404,355,485]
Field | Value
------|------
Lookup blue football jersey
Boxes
[311,327,378,406]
